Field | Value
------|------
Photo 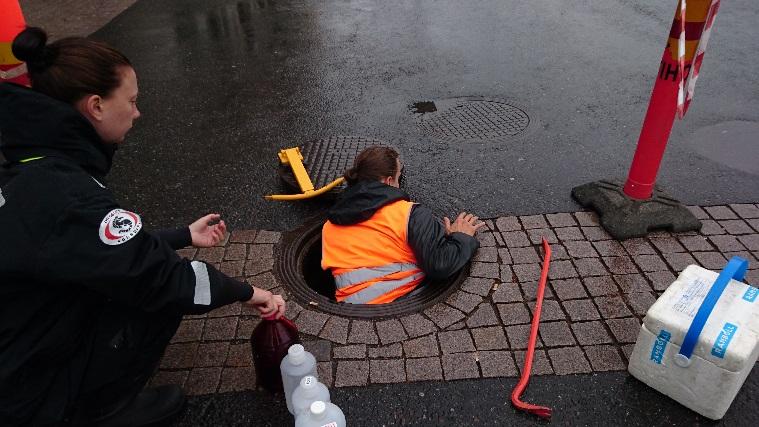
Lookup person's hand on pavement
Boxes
[189,213,226,248]
[444,212,487,236]
[244,286,286,319]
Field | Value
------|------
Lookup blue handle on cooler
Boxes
[677,256,748,365]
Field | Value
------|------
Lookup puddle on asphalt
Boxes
[411,101,437,114]
[687,121,759,175]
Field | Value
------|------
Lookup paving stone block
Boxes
[592,240,626,257]
[470,262,500,279]
[466,303,500,328]
[442,353,480,380]
[693,252,728,270]
[581,226,612,241]
[302,339,332,362]
[704,205,738,220]
[446,321,466,330]
[514,280,557,302]
[461,277,496,296]
[479,351,519,377]
[574,211,600,226]
[700,219,726,235]
[150,370,189,388]
[334,344,366,359]
[509,246,541,264]
[473,247,498,262]
[678,235,714,252]
[195,342,230,367]
[614,274,652,293]
[562,299,601,321]
[161,343,198,369]
[446,291,483,314]
[512,263,540,282]
[520,214,548,229]
[528,300,565,322]
[547,212,577,227]
[171,319,204,343]
[710,235,747,252]
[527,228,558,244]
[602,256,639,275]
[738,234,759,251]
[376,319,409,344]
[500,264,514,282]
[406,357,444,381]
[502,231,531,248]
[550,278,588,300]
[549,260,579,279]
[477,231,497,247]
[571,321,612,345]
[176,248,197,260]
[606,318,642,343]
[295,310,330,336]
[650,237,686,253]
[730,204,759,219]
[583,276,618,296]
[632,254,668,272]
[252,230,280,244]
[226,343,252,367]
[472,326,509,350]
[547,244,571,260]
[538,321,576,346]
[644,271,677,292]
[208,302,242,318]
[317,361,334,387]
[719,220,754,235]
[506,324,543,350]
[438,330,476,354]
[555,227,585,241]
[404,334,440,358]
[284,301,305,321]
[334,361,369,387]
[573,258,608,277]
[663,252,697,272]
[496,216,522,232]
[725,251,758,263]
[564,240,599,258]
[196,247,225,263]
[229,230,257,243]
[369,359,406,384]
[244,258,272,276]
[248,244,275,261]
[498,248,513,264]
[621,238,657,256]
[491,282,523,303]
[185,367,222,395]
[424,304,465,329]
[595,296,634,319]
[626,292,657,316]
[319,316,350,344]
[399,314,436,339]
[219,261,244,277]
[497,303,531,325]
[515,349,553,375]
[686,205,709,220]
[368,343,403,359]
[548,347,591,375]
[247,272,277,291]
[748,219,759,233]
[203,317,238,341]
[217,366,256,393]
[584,345,626,371]
[223,243,247,261]
[235,317,260,339]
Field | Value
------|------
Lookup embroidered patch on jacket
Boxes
[99,209,142,245]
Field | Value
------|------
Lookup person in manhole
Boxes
[321,146,485,304]
[0,28,285,426]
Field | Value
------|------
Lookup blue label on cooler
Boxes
[711,323,738,359]
[650,329,671,364]
[742,286,758,303]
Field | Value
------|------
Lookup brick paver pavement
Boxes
[151,205,759,395]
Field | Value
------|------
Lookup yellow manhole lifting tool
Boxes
[265,147,345,201]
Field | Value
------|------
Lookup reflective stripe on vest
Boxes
[342,272,425,304]
[334,262,419,289]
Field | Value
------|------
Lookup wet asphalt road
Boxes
[95,0,759,232]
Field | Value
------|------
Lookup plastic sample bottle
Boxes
[250,315,300,392]
[295,401,346,427]
[291,375,331,416]
[280,344,317,413]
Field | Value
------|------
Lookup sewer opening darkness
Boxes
[276,220,469,319]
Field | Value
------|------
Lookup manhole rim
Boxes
[275,218,469,319]
[412,96,538,143]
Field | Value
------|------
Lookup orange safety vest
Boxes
[321,199,425,304]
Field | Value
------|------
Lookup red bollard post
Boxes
[1,0,30,86]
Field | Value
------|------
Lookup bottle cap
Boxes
[288,344,305,364]
[310,401,326,416]
[300,375,316,390]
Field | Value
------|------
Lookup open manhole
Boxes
[278,136,395,195]
[276,220,469,319]
[412,97,530,141]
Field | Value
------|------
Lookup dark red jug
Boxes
[250,315,300,392]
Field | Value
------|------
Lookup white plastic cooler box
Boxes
[628,256,759,420]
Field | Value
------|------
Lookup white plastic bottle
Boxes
[280,344,317,414]
[295,401,346,427]
[291,375,331,416]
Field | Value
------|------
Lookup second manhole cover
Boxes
[413,97,530,141]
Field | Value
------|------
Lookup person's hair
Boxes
[343,145,399,185]
[11,27,132,104]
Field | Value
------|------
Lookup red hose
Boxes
[511,238,552,420]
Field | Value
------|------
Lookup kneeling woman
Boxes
[321,146,484,304]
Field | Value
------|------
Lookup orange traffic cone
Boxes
[0,0,30,86]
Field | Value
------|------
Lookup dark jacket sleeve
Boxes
[35,193,252,314]
[154,227,192,250]
[407,205,480,280]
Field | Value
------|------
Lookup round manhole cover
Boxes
[413,97,530,141]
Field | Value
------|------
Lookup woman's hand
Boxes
[444,212,487,236]
[189,213,226,248]
[244,287,286,319]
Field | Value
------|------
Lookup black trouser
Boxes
[65,303,183,425]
